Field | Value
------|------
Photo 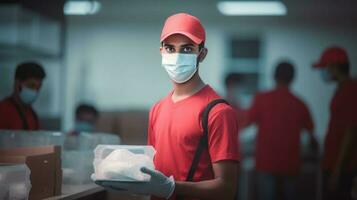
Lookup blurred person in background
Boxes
[0,62,46,130]
[64,103,99,150]
[224,73,246,127]
[241,61,318,200]
[224,73,242,111]
[224,73,246,200]
[313,46,357,200]
[68,103,99,136]
[95,13,240,200]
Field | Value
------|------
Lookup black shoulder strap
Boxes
[185,99,229,181]
[10,98,30,130]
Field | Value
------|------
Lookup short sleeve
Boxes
[207,105,240,163]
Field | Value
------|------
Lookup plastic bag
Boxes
[93,145,155,182]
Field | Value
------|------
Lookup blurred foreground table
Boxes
[44,183,106,200]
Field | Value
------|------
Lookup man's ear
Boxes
[198,48,208,63]
[14,80,21,93]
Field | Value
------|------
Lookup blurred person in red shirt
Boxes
[224,73,242,111]
[223,73,246,200]
[313,46,357,200]
[0,62,46,130]
[242,61,318,200]
[224,73,246,127]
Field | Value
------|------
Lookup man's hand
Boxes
[94,167,175,199]
[328,168,341,192]
[329,126,356,192]
[351,177,357,200]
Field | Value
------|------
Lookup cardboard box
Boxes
[96,110,149,145]
[0,145,62,200]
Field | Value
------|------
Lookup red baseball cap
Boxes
[313,46,349,68]
[160,13,206,45]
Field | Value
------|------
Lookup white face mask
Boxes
[319,68,333,82]
[19,86,38,105]
[162,53,198,84]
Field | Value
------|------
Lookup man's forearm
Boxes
[175,177,237,200]
[336,126,357,171]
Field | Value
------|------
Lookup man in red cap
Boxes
[313,46,357,200]
[96,13,239,200]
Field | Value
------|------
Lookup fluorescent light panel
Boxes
[64,1,101,15]
[217,1,287,16]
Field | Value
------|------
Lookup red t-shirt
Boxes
[148,85,239,200]
[246,86,314,175]
[0,97,39,130]
[322,79,357,172]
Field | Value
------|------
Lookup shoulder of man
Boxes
[251,91,269,104]
[0,97,13,111]
[288,91,309,107]
[149,95,170,119]
[206,101,237,121]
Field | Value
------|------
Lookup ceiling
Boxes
[67,0,357,26]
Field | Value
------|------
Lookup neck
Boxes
[172,73,205,101]
[337,74,350,87]
[276,82,290,89]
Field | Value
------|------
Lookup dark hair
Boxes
[274,61,295,84]
[337,62,350,75]
[224,73,241,88]
[198,42,205,50]
[75,104,99,118]
[15,62,46,81]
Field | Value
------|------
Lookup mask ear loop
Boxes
[196,49,204,67]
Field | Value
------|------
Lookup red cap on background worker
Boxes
[312,46,357,199]
[313,46,349,82]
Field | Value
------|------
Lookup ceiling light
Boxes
[64,1,101,15]
[217,1,287,16]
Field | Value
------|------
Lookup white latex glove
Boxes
[94,167,175,199]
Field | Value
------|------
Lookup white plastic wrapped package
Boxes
[93,145,155,182]
[0,164,31,200]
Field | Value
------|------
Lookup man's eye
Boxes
[26,84,37,90]
[25,82,35,88]
[165,47,175,53]
[182,47,192,53]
